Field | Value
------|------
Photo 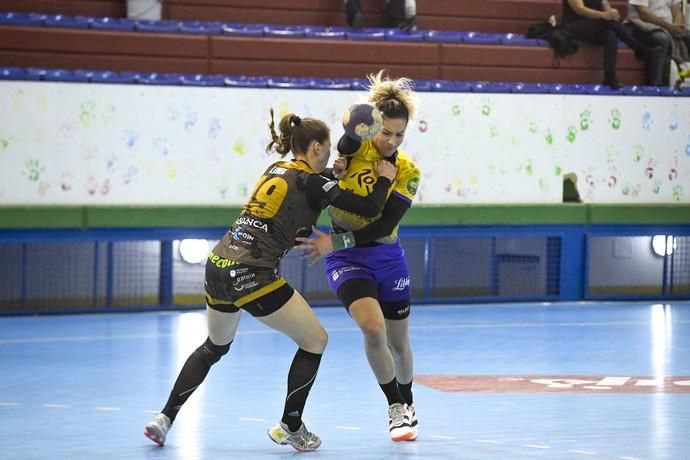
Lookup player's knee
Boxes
[317,328,328,351]
[360,321,387,346]
[197,337,231,365]
[301,327,328,354]
[387,337,410,357]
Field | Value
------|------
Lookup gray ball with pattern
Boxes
[342,103,383,141]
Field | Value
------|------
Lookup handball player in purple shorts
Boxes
[297,70,422,442]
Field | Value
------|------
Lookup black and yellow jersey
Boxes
[329,140,421,244]
[213,158,392,268]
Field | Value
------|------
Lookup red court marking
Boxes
[415,375,690,393]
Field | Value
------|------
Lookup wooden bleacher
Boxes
[0,0,631,33]
[0,0,124,18]
[0,0,646,86]
[417,0,628,34]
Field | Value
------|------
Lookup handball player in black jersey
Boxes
[144,109,397,451]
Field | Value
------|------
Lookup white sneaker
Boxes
[388,403,414,442]
[267,421,321,451]
[406,404,418,441]
[144,413,171,446]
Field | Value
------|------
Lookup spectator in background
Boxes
[625,0,690,85]
[345,0,417,31]
[562,0,663,88]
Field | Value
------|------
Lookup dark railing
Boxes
[1,224,688,315]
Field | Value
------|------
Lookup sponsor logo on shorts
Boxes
[392,276,410,291]
[396,305,410,316]
[331,266,361,281]
[232,273,256,285]
[233,281,259,292]
[229,268,250,279]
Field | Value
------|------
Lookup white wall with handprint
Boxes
[0,81,688,205]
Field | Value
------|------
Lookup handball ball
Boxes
[342,103,383,141]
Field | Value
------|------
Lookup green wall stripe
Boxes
[1,204,689,229]
[0,207,84,228]
[84,206,238,228]
[588,204,690,224]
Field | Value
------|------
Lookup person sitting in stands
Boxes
[562,0,663,88]
[345,0,417,31]
[625,0,690,86]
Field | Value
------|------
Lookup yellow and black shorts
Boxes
[204,253,294,317]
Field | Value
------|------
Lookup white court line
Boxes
[406,320,690,331]
[548,434,632,441]
[569,449,598,456]
[0,334,168,345]
[4,318,690,346]
[1,400,648,459]
[522,444,551,449]
[0,329,279,345]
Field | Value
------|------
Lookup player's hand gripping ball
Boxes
[342,103,383,141]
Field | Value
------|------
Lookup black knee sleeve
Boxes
[196,337,230,366]
[337,278,378,310]
[381,299,411,320]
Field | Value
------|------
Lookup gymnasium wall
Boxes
[1,81,689,210]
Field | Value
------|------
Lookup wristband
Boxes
[330,231,356,250]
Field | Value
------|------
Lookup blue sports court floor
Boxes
[1,301,689,460]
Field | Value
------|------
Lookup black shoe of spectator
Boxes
[397,15,417,32]
[603,78,623,90]
[346,0,364,28]
[350,11,363,28]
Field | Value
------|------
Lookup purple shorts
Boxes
[324,240,410,303]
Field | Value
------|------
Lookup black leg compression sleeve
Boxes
[162,337,231,422]
[398,380,413,405]
[282,348,323,432]
[380,377,404,406]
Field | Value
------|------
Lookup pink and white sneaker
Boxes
[144,413,171,446]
